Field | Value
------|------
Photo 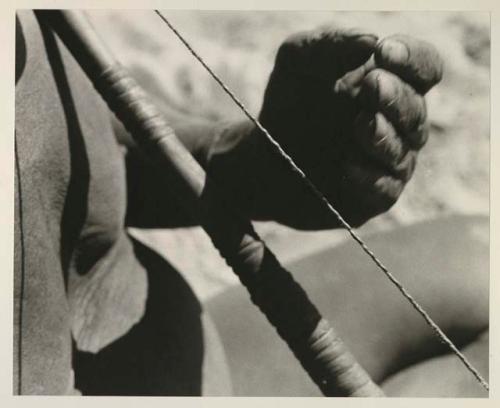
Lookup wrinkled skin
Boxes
[15,11,487,397]
[255,28,443,228]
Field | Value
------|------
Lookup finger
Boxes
[375,34,443,94]
[334,55,376,98]
[393,149,418,182]
[276,27,378,80]
[353,112,418,182]
[353,111,417,180]
[353,111,403,165]
[341,158,405,215]
[358,69,428,148]
[406,121,429,150]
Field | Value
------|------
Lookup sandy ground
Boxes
[87,11,490,301]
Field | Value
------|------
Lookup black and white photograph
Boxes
[10,2,492,400]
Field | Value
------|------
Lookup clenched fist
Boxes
[255,27,443,228]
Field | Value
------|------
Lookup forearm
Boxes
[120,105,267,228]
[121,104,336,230]
[122,118,273,228]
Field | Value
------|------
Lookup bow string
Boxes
[154,9,489,391]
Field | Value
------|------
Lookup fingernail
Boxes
[380,39,409,64]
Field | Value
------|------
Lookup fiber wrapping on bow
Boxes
[36,9,384,397]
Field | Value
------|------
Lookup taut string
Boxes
[154,9,489,391]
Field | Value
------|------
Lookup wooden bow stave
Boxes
[36,9,384,397]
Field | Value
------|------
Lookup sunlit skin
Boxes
[15,10,487,396]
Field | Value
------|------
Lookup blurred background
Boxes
[87,11,490,302]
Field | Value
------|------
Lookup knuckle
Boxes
[357,179,401,220]
[341,162,404,223]
[402,93,427,134]
[371,113,403,161]
[376,70,401,107]
[363,68,382,88]
[375,34,444,93]
[361,69,401,111]
[407,121,429,150]
[355,112,405,166]
[360,69,385,109]
[276,30,311,64]
[370,71,427,135]
[392,150,417,181]
[376,36,410,66]
[373,177,403,210]
[373,112,397,146]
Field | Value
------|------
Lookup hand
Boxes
[257,27,443,228]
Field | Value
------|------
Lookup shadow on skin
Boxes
[73,238,205,396]
[207,214,489,396]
